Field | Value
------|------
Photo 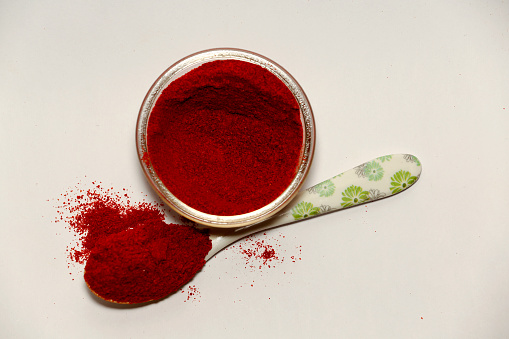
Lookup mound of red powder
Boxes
[58,184,211,304]
[146,59,303,216]
[85,217,211,304]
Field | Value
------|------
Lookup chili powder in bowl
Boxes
[137,48,315,228]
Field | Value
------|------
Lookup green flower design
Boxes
[377,155,392,162]
[340,185,370,208]
[291,202,320,220]
[363,161,384,181]
[390,170,418,194]
[313,179,335,197]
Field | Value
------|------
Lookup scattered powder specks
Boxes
[220,231,303,298]
[225,232,303,270]
[182,285,201,302]
[229,233,282,270]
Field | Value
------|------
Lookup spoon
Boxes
[202,153,422,260]
[86,153,421,304]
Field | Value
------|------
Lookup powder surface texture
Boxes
[84,217,211,304]
[59,185,211,304]
[147,59,303,216]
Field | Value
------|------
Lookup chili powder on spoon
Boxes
[146,59,303,216]
[59,185,211,304]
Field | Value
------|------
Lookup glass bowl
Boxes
[136,48,315,228]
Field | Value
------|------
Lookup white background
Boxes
[2,1,508,338]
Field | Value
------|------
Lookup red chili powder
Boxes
[234,235,281,269]
[225,233,303,271]
[181,285,201,303]
[146,59,303,216]
[57,184,211,304]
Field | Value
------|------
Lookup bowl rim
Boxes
[136,48,315,228]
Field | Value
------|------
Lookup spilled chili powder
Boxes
[238,237,280,269]
[182,285,201,303]
[57,183,211,304]
[146,59,303,216]
[228,233,302,270]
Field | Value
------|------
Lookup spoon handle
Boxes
[205,153,422,260]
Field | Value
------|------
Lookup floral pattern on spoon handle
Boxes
[288,153,421,221]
